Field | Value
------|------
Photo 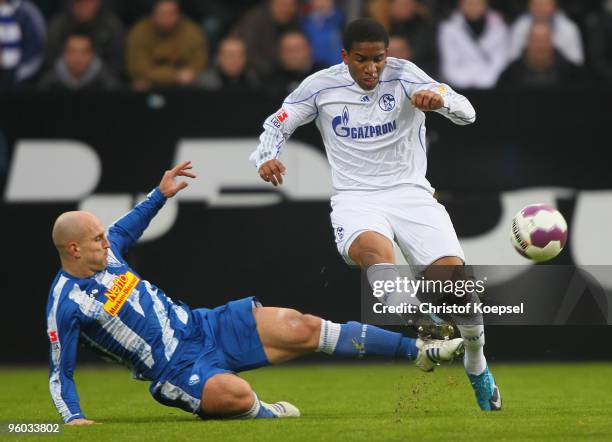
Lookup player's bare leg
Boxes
[201,372,300,419]
[199,304,464,420]
[201,373,255,416]
[254,306,463,372]
[349,231,422,313]
[253,307,322,363]
[198,308,319,420]
[348,231,395,267]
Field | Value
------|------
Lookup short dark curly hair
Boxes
[342,18,389,52]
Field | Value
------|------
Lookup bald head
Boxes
[52,211,109,277]
[53,211,99,252]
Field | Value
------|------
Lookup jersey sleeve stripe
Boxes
[382,78,436,86]
[418,122,426,152]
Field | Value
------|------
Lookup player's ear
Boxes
[67,241,80,259]
[341,48,349,64]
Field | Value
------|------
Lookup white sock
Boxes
[457,324,487,375]
[232,392,261,419]
[316,319,341,354]
[366,263,422,308]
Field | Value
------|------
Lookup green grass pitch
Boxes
[2,362,612,441]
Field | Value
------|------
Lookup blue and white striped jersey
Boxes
[46,188,194,423]
[251,57,476,192]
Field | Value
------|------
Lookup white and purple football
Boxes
[510,204,568,262]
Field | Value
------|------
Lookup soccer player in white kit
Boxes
[250,18,501,411]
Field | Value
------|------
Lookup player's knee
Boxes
[354,249,394,268]
[286,312,321,349]
[300,314,322,349]
[425,258,465,283]
[348,232,395,267]
[202,374,254,415]
[423,260,481,305]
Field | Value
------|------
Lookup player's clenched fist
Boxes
[259,159,286,187]
[411,90,444,111]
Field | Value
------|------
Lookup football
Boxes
[510,204,568,262]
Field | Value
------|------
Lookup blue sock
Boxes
[256,404,276,419]
[332,321,417,360]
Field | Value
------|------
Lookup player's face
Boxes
[76,217,110,274]
[342,41,387,91]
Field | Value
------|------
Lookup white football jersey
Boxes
[250,57,476,192]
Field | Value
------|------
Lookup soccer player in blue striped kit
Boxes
[47,161,463,425]
[252,18,501,411]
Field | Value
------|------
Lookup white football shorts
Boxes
[330,184,465,266]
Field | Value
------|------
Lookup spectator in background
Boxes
[0,0,45,89]
[47,0,125,77]
[425,0,525,22]
[438,0,509,89]
[388,34,411,59]
[585,0,612,83]
[179,0,244,55]
[126,0,207,90]
[111,0,235,55]
[264,30,321,96]
[498,20,583,87]
[302,0,344,67]
[388,0,438,75]
[200,36,260,91]
[39,30,119,91]
[510,0,584,66]
[108,0,230,29]
[365,0,391,28]
[232,0,300,77]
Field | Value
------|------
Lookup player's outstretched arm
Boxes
[108,161,196,254]
[258,159,286,187]
[48,297,88,424]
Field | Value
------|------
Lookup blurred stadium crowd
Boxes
[1,0,611,93]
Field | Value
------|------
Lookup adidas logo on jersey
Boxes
[360,96,370,102]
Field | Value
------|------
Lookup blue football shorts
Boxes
[149,296,269,416]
